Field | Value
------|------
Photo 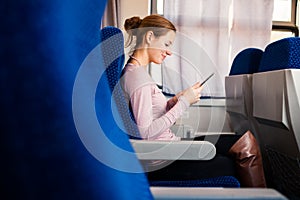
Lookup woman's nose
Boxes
[166,50,172,56]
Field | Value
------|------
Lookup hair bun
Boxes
[124,16,142,33]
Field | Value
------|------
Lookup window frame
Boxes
[272,0,299,36]
[151,0,162,15]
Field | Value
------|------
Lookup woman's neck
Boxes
[129,49,149,68]
[129,55,142,66]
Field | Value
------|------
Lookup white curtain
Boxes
[160,0,274,97]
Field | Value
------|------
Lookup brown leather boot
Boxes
[229,131,266,187]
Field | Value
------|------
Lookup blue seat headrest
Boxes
[100,26,125,91]
[258,37,300,72]
[229,48,263,75]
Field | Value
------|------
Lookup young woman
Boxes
[121,14,266,187]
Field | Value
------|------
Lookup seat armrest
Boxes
[130,140,216,160]
[150,187,288,200]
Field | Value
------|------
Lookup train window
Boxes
[271,0,299,41]
[151,0,163,15]
[149,0,298,96]
[152,0,299,40]
[273,0,292,22]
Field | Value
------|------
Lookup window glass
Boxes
[272,0,292,22]
[271,30,294,42]
[156,0,295,22]
[157,0,164,15]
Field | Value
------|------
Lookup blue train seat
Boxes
[253,37,300,199]
[226,48,264,136]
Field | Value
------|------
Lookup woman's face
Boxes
[148,30,176,64]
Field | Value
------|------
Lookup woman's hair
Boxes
[124,14,176,48]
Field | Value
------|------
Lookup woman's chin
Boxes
[152,61,163,65]
[153,59,164,64]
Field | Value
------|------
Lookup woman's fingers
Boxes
[192,81,201,89]
[182,83,204,105]
[195,86,203,94]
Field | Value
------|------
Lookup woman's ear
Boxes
[145,31,154,44]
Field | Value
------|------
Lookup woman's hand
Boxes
[182,82,203,105]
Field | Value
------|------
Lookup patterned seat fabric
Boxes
[100,26,125,91]
[229,48,263,75]
[258,37,300,72]
[99,26,141,139]
[150,176,240,188]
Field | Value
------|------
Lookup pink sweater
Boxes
[121,63,190,140]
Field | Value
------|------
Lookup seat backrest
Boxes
[253,37,300,150]
[1,1,154,199]
[98,26,141,139]
[226,48,263,134]
[229,48,263,75]
[252,37,300,199]
[74,25,155,198]
[100,26,125,91]
[258,37,300,72]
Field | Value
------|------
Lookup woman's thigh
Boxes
[194,134,242,155]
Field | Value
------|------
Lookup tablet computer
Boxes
[200,73,214,86]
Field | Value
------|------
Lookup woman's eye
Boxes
[165,43,170,47]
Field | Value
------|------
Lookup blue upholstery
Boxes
[229,48,264,75]
[98,26,141,139]
[1,1,153,199]
[100,26,125,91]
[150,176,240,188]
[258,37,300,72]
